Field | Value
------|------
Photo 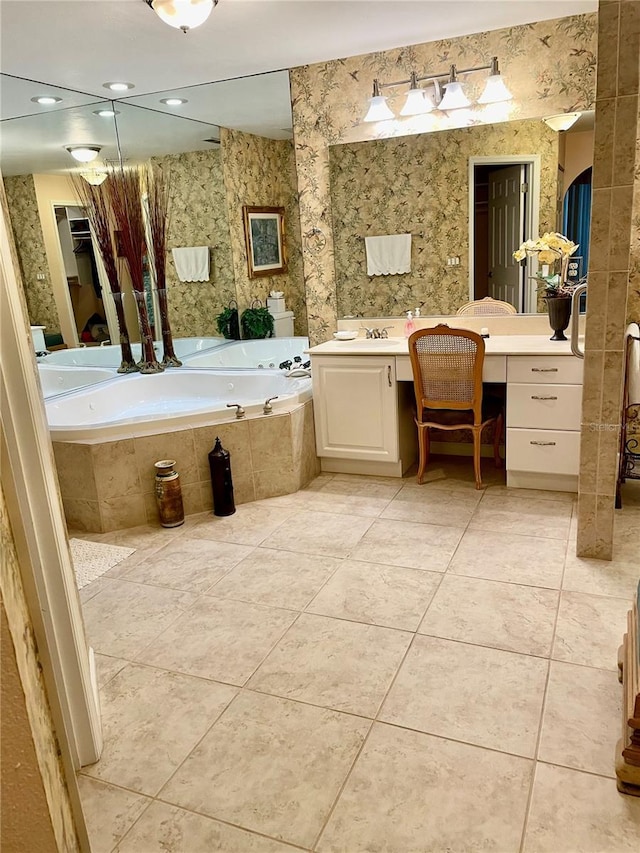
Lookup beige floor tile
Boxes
[191,504,295,546]
[248,613,411,717]
[553,591,630,671]
[349,518,463,571]
[295,490,392,518]
[77,775,150,853]
[116,801,294,853]
[469,495,573,539]
[82,579,198,658]
[380,635,547,757]
[122,537,254,593]
[563,545,639,599]
[484,485,575,503]
[208,546,341,610]
[94,653,127,689]
[158,691,369,849]
[612,511,640,563]
[381,487,479,527]
[419,575,559,656]
[135,596,297,685]
[319,475,402,500]
[79,576,115,603]
[523,762,640,853]
[83,663,236,796]
[538,661,621,778]
[261,510,374,558]
[317,722,532,853]
[307,559,442,630]
[448,529,566,588]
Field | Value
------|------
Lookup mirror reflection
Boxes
[329,113,593,318]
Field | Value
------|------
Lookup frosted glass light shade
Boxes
[478,74,513,104]
[438,81,471,111]
[363,95,395,123]
[66,146,101,163]
[400,87,434,117]
[542,112,581,132]
[80,170,108,186]
[151,0,214,32]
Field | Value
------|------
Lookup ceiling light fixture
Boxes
[363,55,512,123]
[65,145,102,163]
[145,0,219,33]
[103,82,135,92]
[32,96,62,105]
[93,109,120,117]
[542,112,581,132]
[160,97,188,106]
[79,170,108,186]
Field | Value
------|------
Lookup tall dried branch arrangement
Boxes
[71,175,138,373]
[145,164,181,367]
[105,166,163,374]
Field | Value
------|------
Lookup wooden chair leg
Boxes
[417,424,429,484]
[472,427,483,490]
[493,412,504,468]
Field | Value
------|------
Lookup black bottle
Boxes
[208,437,236,517]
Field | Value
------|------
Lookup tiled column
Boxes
[577,0,640,558]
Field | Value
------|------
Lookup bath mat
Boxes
[70,539,136,589]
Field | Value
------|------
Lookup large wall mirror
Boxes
[0,68,306,348]
[328,106,594,318]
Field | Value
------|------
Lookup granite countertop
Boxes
[308,335,582,357]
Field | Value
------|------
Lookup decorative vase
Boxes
[208,438,236,517]
[544,295,572,341]
[154,459,184,527]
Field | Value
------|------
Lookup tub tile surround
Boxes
[53,400,319,532]
[75,465,640,852]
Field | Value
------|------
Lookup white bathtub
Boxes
[38,336,227,367]
[182,337,309,369]
[38,365,117,399]
[46,369,312,440]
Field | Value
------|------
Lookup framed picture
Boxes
[243,206,287,278]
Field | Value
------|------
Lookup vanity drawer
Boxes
[507,356,583,385]
[395,354,506,383]
[506,428,580,476]
[507,383,582,431]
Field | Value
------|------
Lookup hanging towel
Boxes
[365,234,412,276]
[625,323,640,404]
[171,247,210,282]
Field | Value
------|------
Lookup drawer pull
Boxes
[530,440,557,446]
[531,367,558,372]
[531,395,558,401]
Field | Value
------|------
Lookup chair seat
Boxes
[419,393,503,426]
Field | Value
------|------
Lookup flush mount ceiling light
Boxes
[65,145,102,163]
[93,109,120,117]
[103,82,135,92]
[79,170,108,186]
[542,112,581,132]
[145,0,219,33]
[31,95,62,106]
[160,97,188,106]
[363,55,512,123]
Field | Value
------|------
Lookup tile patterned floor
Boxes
[74,461,640,852]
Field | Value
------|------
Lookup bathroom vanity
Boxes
[308,333,584,492]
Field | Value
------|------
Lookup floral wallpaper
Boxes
[3,174,61,333]
[290,12,597,343]
[330,119,559,317]
[152,148,236,338]
[221,128,307,336]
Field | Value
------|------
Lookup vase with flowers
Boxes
[513,232,580,341]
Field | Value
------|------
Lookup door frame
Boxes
[468,155,541,314]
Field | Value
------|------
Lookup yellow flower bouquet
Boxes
[513,232,579,296]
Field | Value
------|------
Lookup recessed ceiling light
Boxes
[93,109,120,117]
[160,98,188,106]
[103,82,134,92]
[31,96,62,105]
[65,145,102,163]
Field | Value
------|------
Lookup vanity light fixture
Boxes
[144,0,219,33]
[65,145,102,163]
[103,82,135,92]
[542,112,581,132]
[363,55,512,123]
[31,95,62,105]
[160,97,188,106]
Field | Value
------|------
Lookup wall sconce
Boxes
[363,56,512,123]
[144,0,218,33]
[65,146,102,163]
[542,112,581,132]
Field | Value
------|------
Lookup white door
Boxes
[488,164,525,310]
[312,356,399,462]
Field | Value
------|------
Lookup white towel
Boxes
[365,234,412,276]
[625,323,640,404]
[171,247,210,282]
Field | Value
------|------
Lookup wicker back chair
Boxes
[456,297,517,316]
[408,324,503,489]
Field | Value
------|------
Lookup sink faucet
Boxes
[362,326,393,339]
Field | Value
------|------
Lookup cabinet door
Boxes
[312,356,399,461]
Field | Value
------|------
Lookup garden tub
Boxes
[37,336,227,367]
[37,365,117,399]
[181,337,309,369]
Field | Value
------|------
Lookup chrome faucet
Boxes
[362,326,393,339]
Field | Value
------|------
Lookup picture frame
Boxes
[243,206,287,278]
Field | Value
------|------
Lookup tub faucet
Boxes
[226,403,246,419]
[263,396,279,414]
[285,367,311,378]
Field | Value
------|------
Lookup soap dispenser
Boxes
[404,310,416,338]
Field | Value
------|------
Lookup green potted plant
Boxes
[215,303,240,340]
[240,304,274,339]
